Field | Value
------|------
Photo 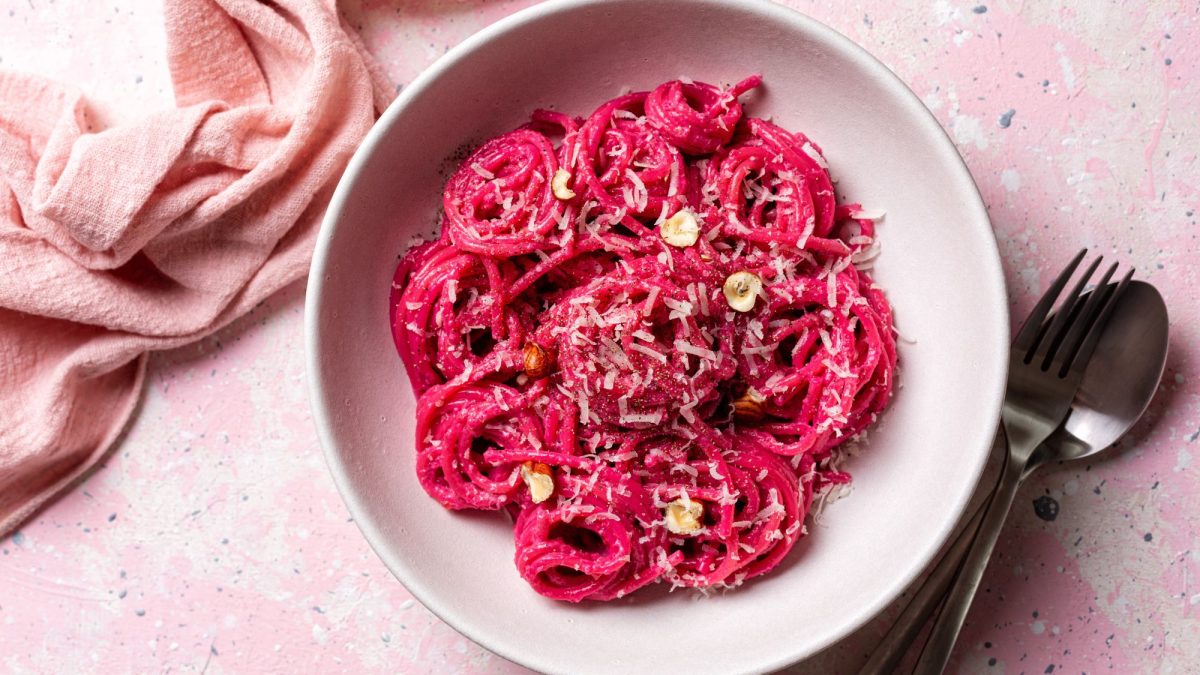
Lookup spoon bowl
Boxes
[1027,280,1169,472]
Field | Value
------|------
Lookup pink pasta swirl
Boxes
[513,466,673,602]
[710,118,845,255]
[415,380,546,510]
[390,240,531,393]
[645,75,762,155]
[737,258,896,460]
[633,430,806,588]
[391,76,898,602]
[442,128,567,255]
[567,92,688,223]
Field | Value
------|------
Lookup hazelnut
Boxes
[723,271,763,312]
[732,387,766,423]
[659,210,700,247]
[551,169,575,200]
[521,461,554,504]
[665,498,704,535]
[523,343,554,378]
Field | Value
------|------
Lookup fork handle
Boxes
[911,451,1024,674]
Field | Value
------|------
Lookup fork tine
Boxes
[1035,254,1103,369]
[1033,254,1103,367]
[1058,266,1135,377]
[1049,261,1118,371]
[1013,248,1087,355]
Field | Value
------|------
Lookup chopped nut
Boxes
[723,271,763,312]
[521,461,554,504]
[523,343,554,378]
[551,169,575,200]
[732,387,766,423]
[659,210,700,247]
[665,498,704,535]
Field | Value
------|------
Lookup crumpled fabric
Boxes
[0,0,394,535]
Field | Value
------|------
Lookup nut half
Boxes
[723,271,763,313]
[521,461,554,504]
[551,169,576,200]
[732,387,766,423]
[659,210,700,248]
[664,498,704,535]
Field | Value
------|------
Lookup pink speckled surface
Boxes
[1,1,1196,673]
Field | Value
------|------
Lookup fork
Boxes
[909,249,1134,674]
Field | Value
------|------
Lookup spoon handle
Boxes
[911,452,1025,674]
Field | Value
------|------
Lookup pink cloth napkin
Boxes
[0,0,393,536]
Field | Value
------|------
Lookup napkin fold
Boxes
[0,0,393,536]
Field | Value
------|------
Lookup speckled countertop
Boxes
[1,1,1197,673]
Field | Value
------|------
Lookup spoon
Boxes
[860,280,1170,675]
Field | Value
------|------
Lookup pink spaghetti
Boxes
[389,76,897,602]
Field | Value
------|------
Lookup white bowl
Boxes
[306,1,1008,672]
